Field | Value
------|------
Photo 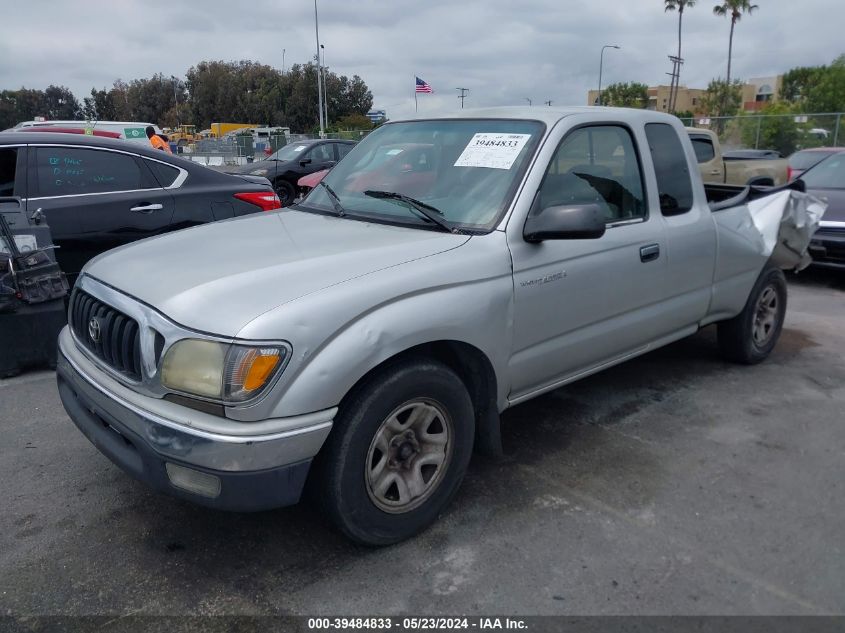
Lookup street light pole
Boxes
[597,44,621,106]
[314,0,325,138]
[321,44,328,128]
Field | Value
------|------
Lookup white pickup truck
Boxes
[56,107,822,544]
[687,128,788,187]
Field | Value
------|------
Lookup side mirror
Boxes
[523,203,607,242]
[300,158,312,166]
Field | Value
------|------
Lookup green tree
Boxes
[333,113,374,130]
[664,0,696,112]
[701,78,742,117]
[739,102,800,156]
[713,0,758,91]
[779,55,845,114]
[601,82,649,108]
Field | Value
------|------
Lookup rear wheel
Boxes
[274,180,296,206]
[718,265,787,364]
[312,358,474,545]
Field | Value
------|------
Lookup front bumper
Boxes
[57,330,334,511]
[809,229,845,271]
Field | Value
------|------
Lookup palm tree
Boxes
[713,0,759,88]
[664,0,696,113]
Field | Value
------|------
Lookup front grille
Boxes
[69,289,142,380]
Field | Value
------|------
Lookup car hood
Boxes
[83,210,470,336]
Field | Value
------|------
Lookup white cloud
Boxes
[1,0,841,124]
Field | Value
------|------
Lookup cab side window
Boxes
[336,143,353,159]
[0,148,18,197]
[308,144,334,162]
[34,147,151,196]
[644,123,694,215]
[535,125,646,223]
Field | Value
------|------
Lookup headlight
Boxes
[250,168,269,176]
[161,339,287,403]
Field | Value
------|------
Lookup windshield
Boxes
[800,152,845,188]
[265,143,312,162]
[298,119,544,231]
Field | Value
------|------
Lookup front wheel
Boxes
[273,180,296,206]
[312,359,475,545]
[718,265,787,364]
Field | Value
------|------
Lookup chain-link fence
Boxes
[181,129,372,166]
[679,112,843,156]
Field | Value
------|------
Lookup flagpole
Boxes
[415,88,418,114]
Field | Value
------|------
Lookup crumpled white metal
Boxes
[746,190,827,271]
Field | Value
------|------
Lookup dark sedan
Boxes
[228,138,355,205]
[0,132,280,282]
[801,150,845,270]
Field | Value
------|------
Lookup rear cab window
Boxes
[689,135,716,163]
[644,123,695,216]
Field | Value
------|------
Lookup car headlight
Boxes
[161,339,287,403]
[250,168,269,176]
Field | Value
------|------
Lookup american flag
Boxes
[415,77,433,93]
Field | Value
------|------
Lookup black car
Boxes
[0,132,280,282]
[228,138,356,205]
[801,150,845,270]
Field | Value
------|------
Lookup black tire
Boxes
[311,358,475,546]
[274,180,296,206]
[718,264,787,364]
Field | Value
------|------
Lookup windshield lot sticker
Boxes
[454,133,531,170]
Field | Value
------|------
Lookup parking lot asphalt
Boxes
[1,270,843,617]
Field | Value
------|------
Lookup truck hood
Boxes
[84,210,470,336]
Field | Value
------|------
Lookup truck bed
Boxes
[705,180,806,212]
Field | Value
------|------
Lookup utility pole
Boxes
[456,87,469,109]
[544,100,552,106]
[667,55,683,113]
[525,97,532,106]
[314,0,325,138]
[282,49,286,74]
[321,44,328,127]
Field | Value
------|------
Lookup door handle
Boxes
[640,243,660,263]
[709,170,722,175]
[130,203,163,214]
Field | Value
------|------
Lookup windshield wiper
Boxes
[363,190,459,233]
[318,180,347,217]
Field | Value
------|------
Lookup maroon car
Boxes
[788,147,845,181]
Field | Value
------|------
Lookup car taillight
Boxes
[234,191,282,211]
[787,166,794,181]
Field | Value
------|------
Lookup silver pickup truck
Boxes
[56,107,821,545]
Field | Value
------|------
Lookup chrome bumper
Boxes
[57,328,334,511]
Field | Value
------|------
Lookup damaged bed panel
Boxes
[706,187,826,321]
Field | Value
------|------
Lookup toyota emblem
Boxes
[88,317,101,343]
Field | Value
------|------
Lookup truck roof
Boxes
[395,106,682,126]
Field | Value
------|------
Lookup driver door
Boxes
[507,124,669,401]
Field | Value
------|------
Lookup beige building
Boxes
[587,85,707,113]
[587,75,783,115]
[741,76,783,111]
